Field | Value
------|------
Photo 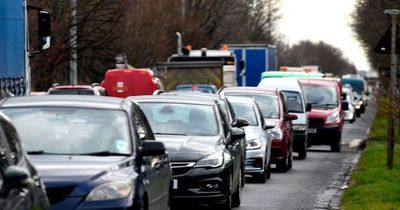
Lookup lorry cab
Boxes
[101,68,160,97]
[298,78,348,152]
[257,78,309,159]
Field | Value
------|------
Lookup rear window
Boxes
[224,93,279,119]
[229,101,258,126]
[49,89,94,95]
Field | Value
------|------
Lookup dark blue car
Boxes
[1,95,172,210]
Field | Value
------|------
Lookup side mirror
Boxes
[239,60,245,70]
[342,101,349,111]
[306,103,312,112]
[235,118,250,128]
[341,93,347,100]
[140,140,166,156]
[231,127,245,142]
[263,124,275,130]
[287,114,298,121]
[2,166,31,194]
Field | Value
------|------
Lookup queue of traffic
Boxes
[0,69,371,210]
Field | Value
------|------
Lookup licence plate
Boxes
[173,179,178,189]
[308,128,317,134]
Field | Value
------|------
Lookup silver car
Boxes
[226,96,272,183]
[342,86,356,123]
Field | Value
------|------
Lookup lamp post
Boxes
[384,9,399,170]
[70,0,77,85]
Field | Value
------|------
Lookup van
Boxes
[297,78,348,152]
[258,78,310,159]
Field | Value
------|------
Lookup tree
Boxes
[283,41,357,76]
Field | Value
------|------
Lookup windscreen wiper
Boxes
[78,151,130,156]
[27,150,45,155]
[154,132,187,136]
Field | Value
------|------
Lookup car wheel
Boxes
[241,162,245,188]
[220,173,233,210]
[232,169,241,207]
[350,115,356,123]
[331,133,342,152]
[266,162,271,179]
[140,195,148,210]
[298,141,307,160]
[276,155,289,172]
[356,110,361,117]
[287,150,293,170]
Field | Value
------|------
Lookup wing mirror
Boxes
[1,166,31,197]
[231,127,245,142]
[140,140,166,156]
[342,101,349,111]
[287,114,298,121]
[234,118,250,128]
[341,93,347,100]
[306,103,312,112]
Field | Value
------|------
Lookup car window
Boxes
[224,93,280,119]
[0,128,11,170]
[49,89,95,95]
[303,85,338,107]
[1,121,22,164]
[281,91,304,113]
[217,105,230,137]
[140,103,220,136]
[229,101,258,126]
[2,107,132,155]
[131,104,154,142]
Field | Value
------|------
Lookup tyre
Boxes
[287,150,293,170]
[330,133,342,152]
[350,115,356,123]
[276,153,289,172]
[220,174,233,210]
[231,170,241,207]
[241,162,245,188]
[298,141,307,160]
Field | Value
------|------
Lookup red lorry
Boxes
[101,68,162,98]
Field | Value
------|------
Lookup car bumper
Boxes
[344,110,355,120]
[51,195,135,210]
[171,165,230,204]
[245,149,266,174]
[308,126,340,145]
[292,131,307,152]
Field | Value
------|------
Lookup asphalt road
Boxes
[180,103,376,210]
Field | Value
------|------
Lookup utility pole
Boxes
[69,0,77,85]
[384,9,399,170]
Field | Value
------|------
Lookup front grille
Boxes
[246,158,263,168]
[46,185,76,204]
[170,162,195,176]
[308,118,325,127]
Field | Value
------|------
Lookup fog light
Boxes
[205,183,219,189]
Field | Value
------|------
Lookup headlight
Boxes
[246,139,262,150]
[326,112,340,124]
[270,129,283,140]
[194,150,224,168]
[86,181,132,201]
[358,100,364,105]
[292,125,307,131]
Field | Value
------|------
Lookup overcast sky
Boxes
[278,0,371,71]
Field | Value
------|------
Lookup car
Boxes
[159,91,248,187]
[342,75,368,114]
[220,87,297,172]
[256,79,311,159]
[0,112,50,210]
[47,84,108,96]
[342,85,356,123]
[175,84,217,93]
[298,78,349,152]
[131,95,244,209]
[224,97,272,183]
[0,95,171,210]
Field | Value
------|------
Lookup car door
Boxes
[131,103,170,209]
[279,94,293,149]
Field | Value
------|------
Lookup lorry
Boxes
[227,44,278,87]
[0,1,51,96]
[163,47,238,91]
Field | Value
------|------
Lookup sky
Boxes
[278,0,371,71]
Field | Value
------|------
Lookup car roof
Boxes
[297,78,338,87]
[258,78,302,91]
[225,96,257,104]
[0,95,127,110]
[220,87,278,96]
[129,95,217,105]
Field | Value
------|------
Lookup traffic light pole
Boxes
[384,9,399,170]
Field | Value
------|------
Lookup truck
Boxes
[164,47,238,91]
[0,1,51,96]
[227,44,278,87]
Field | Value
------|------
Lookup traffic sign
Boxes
[374,24,400,54]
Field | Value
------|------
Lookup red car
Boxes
[298,78,348,152]
[220,87,297,172]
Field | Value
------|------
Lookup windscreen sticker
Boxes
[115,140,128,152]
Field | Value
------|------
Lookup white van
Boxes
[258,78,310,159]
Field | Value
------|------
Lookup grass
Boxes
[341,98,400,210]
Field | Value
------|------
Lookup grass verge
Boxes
[341,99,400,210]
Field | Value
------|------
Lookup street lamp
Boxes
[384,9,399,170]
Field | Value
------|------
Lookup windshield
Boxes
[140,103,219,136]
[281,91,304,113]
[229,102,258,126]
[342,79,365,94]
[303,85,338,107]
[49,89,94,95]
[2,107,131,155]
[224,93,280,119]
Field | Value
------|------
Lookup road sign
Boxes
[374,24,400,54]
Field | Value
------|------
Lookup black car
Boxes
[0,112,50,210]
[160,92,248,187]
[131,95,245,209]
[0,95,171,210]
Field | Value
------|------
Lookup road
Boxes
[179,103,376,210]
